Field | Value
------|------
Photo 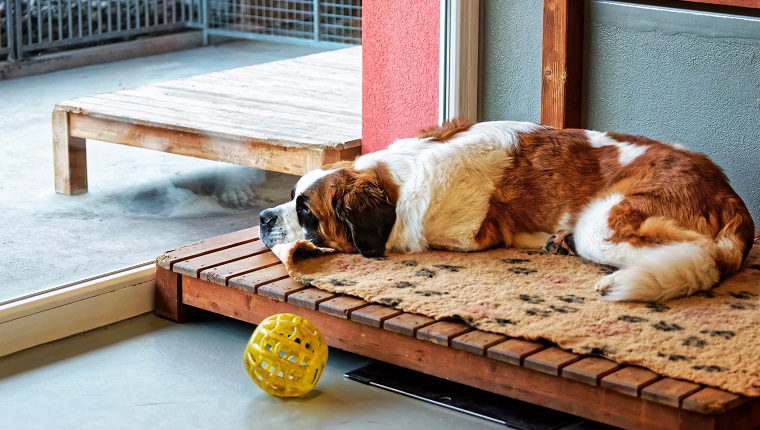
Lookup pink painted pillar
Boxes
[362,0,440,154]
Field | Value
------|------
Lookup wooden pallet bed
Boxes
[52,47,362,195]
[155,226,760,430]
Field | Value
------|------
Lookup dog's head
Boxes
[259,163,398,257]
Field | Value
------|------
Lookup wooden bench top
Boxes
[154,227,760,430]
[53,47,362,194]
[57,47,361,152]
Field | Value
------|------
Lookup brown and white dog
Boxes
[259,119,755,302]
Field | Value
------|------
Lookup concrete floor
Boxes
[0,39,614,429]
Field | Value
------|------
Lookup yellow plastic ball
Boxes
[244,313,328,397]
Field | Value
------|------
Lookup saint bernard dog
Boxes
[259,119,755,302]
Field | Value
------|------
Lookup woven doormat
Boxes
[272,240,760,396]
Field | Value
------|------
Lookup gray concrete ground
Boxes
[0,39,326,302]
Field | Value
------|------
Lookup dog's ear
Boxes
[334,178,396,258]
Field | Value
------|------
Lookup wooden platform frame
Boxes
[155,227,760,430]
[52,47,362,195]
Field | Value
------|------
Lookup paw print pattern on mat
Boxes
[329,278,357,287]
[700,330,736,340]
[495,318,516,326]
[652,321,684,332]
[657,352,695,362]
[509,267,538,275]
[550,305,579,314]
[414,290,449,297]
[526,308,551,317]
[433,264,466,272]
[682,336,707,348]
[693,365,728,373]
[415,268,436,278]
[503,258,530,264]
[646,303,671,313]
[555,294,585,304]
[519,294,544,304]
[618,315,648,323]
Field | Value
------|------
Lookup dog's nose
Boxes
[259,208,276,226]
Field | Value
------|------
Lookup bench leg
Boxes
[155,264,188,322]
[52,108,88,195]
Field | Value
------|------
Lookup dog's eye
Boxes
[300,206,311,216]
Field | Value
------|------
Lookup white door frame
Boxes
[439,0,480,123]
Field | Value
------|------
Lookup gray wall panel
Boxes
[584,0,760,222]
[479,0,543,123]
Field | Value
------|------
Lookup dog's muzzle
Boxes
[259,208,278,247]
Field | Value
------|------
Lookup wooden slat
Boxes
[486,339,549,366]
[682,387,746,414]
[350,304,404,328]
[523,346,583,376]
[257,278,308,302]
[156,227,259,269]
[561,356,622,386]
[540,0,584,128]
[172,240,269,277]
[318,296,369,319]
[601,366,661,397]
[228,264,290,293]
[200,252,281,285]
[451,331,508,356]
[97,87,360,134]
[81,91,360,141]
[132,79,360,110]
[68,99,352,147]
[641,378,703,408]
[382,313,436,337]
[179,279,760,430]
[153,72,360,104]
[287,288,337,310]
[416,320,473,347]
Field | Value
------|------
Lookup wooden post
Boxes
[541,0,584,129]
[52,108,88,194]
[154,264,186,322]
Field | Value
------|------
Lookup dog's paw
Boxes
[594,272,620,297]
[543,230,576,255]
[216,187,258,209]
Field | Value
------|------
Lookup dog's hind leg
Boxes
[572,193,720,302]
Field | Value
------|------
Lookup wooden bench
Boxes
[52,47,362,195]
[155,226,760,430]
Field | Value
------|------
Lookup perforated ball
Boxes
[244,313,328,397]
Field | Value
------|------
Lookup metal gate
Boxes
[204,0,361,45]
[1,0,360,62]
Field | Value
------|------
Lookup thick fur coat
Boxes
[260,120,755,302]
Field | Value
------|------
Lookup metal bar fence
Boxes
[202,0,360,46]
[0,0,359,62]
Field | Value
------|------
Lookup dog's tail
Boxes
[599,210,755,302]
